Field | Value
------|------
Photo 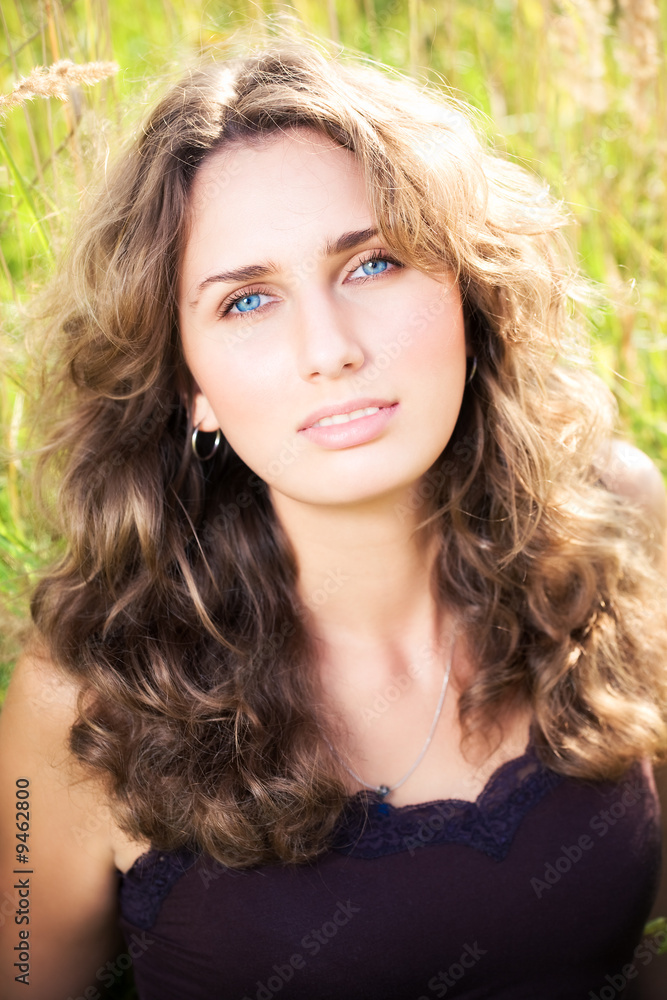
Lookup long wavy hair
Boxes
[29,36,667,867]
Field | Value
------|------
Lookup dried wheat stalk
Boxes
[0,59,118,116]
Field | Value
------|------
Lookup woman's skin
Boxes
[0,130,665,999]
[179,129,496,806]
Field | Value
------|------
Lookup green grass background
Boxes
[1,0,666,696]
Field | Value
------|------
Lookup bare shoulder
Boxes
[0,641,100,797]
[0,642,126,998]
[2,639,82,728]
[0,639,127,852]
[596,439,666,527]
[595,439,667,572]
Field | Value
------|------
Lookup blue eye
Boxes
[231,293,263,313]
[361,259,389,276]
[348,255,400,281]
[222,289,276,318]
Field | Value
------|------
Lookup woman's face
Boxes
[178,129,468,509]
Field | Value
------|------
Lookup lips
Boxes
[298,397,398,432]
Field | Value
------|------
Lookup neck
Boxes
[270,487,449,685]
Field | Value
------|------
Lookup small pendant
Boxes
[377,784,390,799]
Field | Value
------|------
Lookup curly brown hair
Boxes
[28,36,667,868]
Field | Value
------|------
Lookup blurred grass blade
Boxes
[0,128,52,257]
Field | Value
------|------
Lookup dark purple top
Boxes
[117,734,662,999]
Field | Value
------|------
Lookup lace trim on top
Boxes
[120,845,198,931]
[120,740,566,929]
[330,740,565,862]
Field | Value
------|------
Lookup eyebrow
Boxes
[190,227,379,308]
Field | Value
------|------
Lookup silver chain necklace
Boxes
[327,631,455,801]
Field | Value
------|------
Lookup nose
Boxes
[292,286,365,381]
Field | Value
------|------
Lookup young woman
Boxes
[1,38,667,1000]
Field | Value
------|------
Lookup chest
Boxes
[321,658,534,808]
[117,756,661,999]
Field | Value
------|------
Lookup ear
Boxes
[191,386,220,432]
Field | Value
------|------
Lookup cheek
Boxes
[198,357,286,460]
[192,336,277,418]
[401,317,467,438]
[376,278,464,358]
[209,378,264,434]
[399,306,467,382]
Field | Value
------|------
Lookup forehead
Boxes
[190,127,363,205]
[181,130,372,281]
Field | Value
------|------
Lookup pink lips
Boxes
[298,397,398,432]
[297,401,400,450]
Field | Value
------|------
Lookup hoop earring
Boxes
[466,356,478,385]
[191,425,222,461]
